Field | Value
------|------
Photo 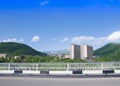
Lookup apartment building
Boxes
[70,44,93,60]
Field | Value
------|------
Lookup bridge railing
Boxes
[0,62,120,71]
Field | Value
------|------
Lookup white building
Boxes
[0,53,8,58]
[70,44,93,60]
[70,44,80,59]
[64,55,69,59]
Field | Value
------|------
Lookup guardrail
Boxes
[0,62,120,75]
[0,62,120,71]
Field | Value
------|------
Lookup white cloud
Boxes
[19,39,24,42]
[3,38,16,42]
[71,31,120,49]
[71,36,94,43]
[40,1,50,6]
[107,31,120,42]
[62,37,69,42]
[1,38,24,43]
[31,36,40,42]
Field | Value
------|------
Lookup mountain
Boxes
[0,42,47,56]
[46,49,69,55]
[94,43,120,61]
[94,43,120,56]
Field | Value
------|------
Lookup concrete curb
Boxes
[0,70,120,75]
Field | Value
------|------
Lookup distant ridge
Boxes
[46,49,69,55]
[0,42,47,56]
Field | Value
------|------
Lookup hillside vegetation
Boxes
[1,42,120,62]
[0,42,84,63]
[0,42,47,56]
[94,43,120,61]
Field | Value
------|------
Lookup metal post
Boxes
[36,64,38,71]
[101,63,103,70]
[8,64,10,70]
[67,63,69,71]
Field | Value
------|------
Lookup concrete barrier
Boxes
[1,70,120,75]
[40,70,49,75]
[0,70,14,74]
[49,71,72,75]
[103,70,114,74]
[14,70,23,74]
[115,70,120,74]
[72,70,82,74]
[83,70,102,75]
[23,70,40,75]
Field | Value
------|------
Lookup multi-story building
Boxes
[70,44,93,60]
[70,44,80,59]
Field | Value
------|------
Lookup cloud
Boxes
[71,36,94,43]
[19,39,24,42]
[40,1,50,6]
[71,31,120,49]
[0,38,24,43]
[107,31,120,42]
[31,36,40,42]
[62,37,69,42]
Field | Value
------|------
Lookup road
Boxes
[0,76,120,86]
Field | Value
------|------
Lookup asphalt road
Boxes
[0,76,120,86]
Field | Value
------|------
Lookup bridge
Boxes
[0,62,120,75]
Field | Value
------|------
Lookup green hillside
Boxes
[0,42,47,56]
[94,43,120,61]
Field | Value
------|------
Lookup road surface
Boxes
[0,76,120,86]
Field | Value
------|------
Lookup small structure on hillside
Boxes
[0,53,8,58]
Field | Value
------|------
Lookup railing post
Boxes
[8,64,10,70]
[67,63,70,71]
[101,63,103,70]
[36,64,38,71]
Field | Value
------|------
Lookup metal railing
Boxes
[0,62,120,71]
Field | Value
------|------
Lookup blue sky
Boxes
[0,0,120,51]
